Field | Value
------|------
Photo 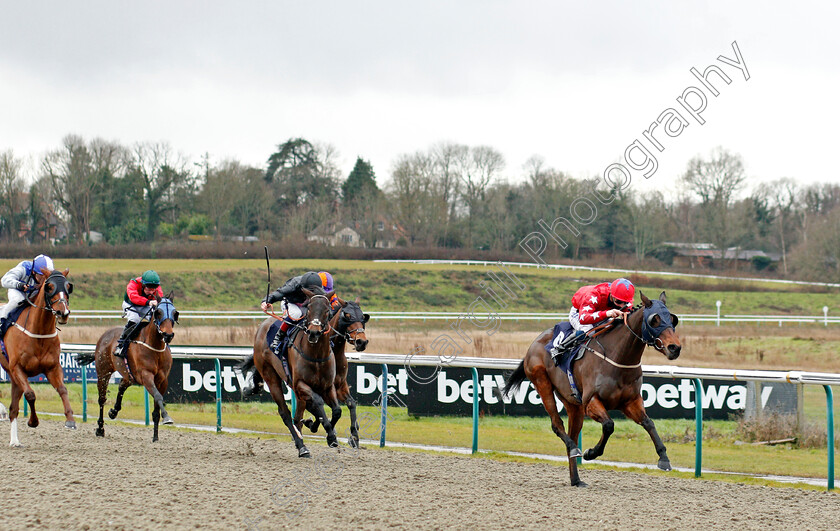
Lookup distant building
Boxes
[662,242,780,270]
[308,221,364,247]
[308,218,407,248]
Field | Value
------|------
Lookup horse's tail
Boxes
[236,354,255,375]
[76,352,96,366]
[503,360,527,398]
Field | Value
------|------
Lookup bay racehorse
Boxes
[241,288,340,457]
[77,297,178,442]
[503,291,681,487]
[0,268,73,447]
[303,297,369,447]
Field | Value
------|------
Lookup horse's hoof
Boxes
[348,437,359,449]
[10,442,22,448]
[572,481,588,488]
[569,447,582,459]
[65,421,77,430]
[152,436,159,443]
[95,428,105,437]
[658,459,672,471]
[162,416,174,425]
[299,447,311,458]
[108,409,118,420]
[327,434,339,448]
[583,449,596,461]
[27,418,39,428]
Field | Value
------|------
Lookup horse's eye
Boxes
[344,313,351,319]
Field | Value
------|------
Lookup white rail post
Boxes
[715,300,721,327]
[824,306,830,327]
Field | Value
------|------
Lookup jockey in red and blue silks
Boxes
[550,278,635,361]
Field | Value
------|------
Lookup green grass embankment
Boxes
[1,258,836,315]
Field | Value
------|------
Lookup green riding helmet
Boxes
[141,270,161,287]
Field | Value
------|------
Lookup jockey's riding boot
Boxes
[0,316,10,339]
[114,323,133,359]
[551,330,586,366]
[270,328,287,357]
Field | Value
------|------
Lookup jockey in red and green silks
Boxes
[115,270,163,358]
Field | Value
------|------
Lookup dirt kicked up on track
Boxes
[1,420,838,530]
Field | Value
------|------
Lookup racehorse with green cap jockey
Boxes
[549,278,636,364]
[115,270,164,358]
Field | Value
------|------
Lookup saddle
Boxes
[266,321,301,380]
[0,298,34,340]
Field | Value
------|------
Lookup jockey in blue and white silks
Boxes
[0,254,54,322]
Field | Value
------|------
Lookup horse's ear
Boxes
[173,310,180,324]
[640,292,652,308]
[363,313,370,323]
[167,290,174,301]
[670,314,679,328]
[301,287,314,298]
[337,296,347,307]
[66,282,74,295]
[39,267,51,277]
[659,291,667,304]
[355,295,361,304]
[62,268,70,277]
[325,290,335,299]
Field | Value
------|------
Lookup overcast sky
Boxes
[1,1,838,197]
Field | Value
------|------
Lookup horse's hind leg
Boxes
[12,366,38,428]
[96,369,111,437]
[622,396,671,471]
[44,365,76,429]
[109,379,131,419]
[581,396,613,462]
[341,386,360,448]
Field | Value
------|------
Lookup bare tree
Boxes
[198,159,253,239]
[130,142,192,240]
[0,150,26,241]
[458,145,505,247]
[681,147,747,260]
[43,134,100,243]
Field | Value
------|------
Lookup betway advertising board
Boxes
[2,352,771,420]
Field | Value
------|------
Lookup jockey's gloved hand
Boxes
[16,282,28,292]
[149,300,158,308]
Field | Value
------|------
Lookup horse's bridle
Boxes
[623,311,666,352]
[302,294,331,344]
[335,306,366,346]
[26,271,71,317]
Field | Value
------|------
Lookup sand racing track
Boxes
[1,420,838,530]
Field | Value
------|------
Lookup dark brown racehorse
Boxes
[244,289,340,457]
[504,291,681,487]
[303,298,369,447]
[78,297,178,442]
[1,268,73,447]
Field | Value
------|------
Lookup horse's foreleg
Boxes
[109,379,132,420]
[325,386,342,447]
[12,366,37,428]
[622,396,671,471]
[265,373,309,457]
[582,396,613,462]
[565,403,587,487]
[140,372,170,442]
[44,365,75,429]
[9,382,22,447]
[297,382,338,448]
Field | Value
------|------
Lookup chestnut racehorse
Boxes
[1,268,73,447]
[504,291,681,487]
[303,298,369,447]
[78,297,178,442]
